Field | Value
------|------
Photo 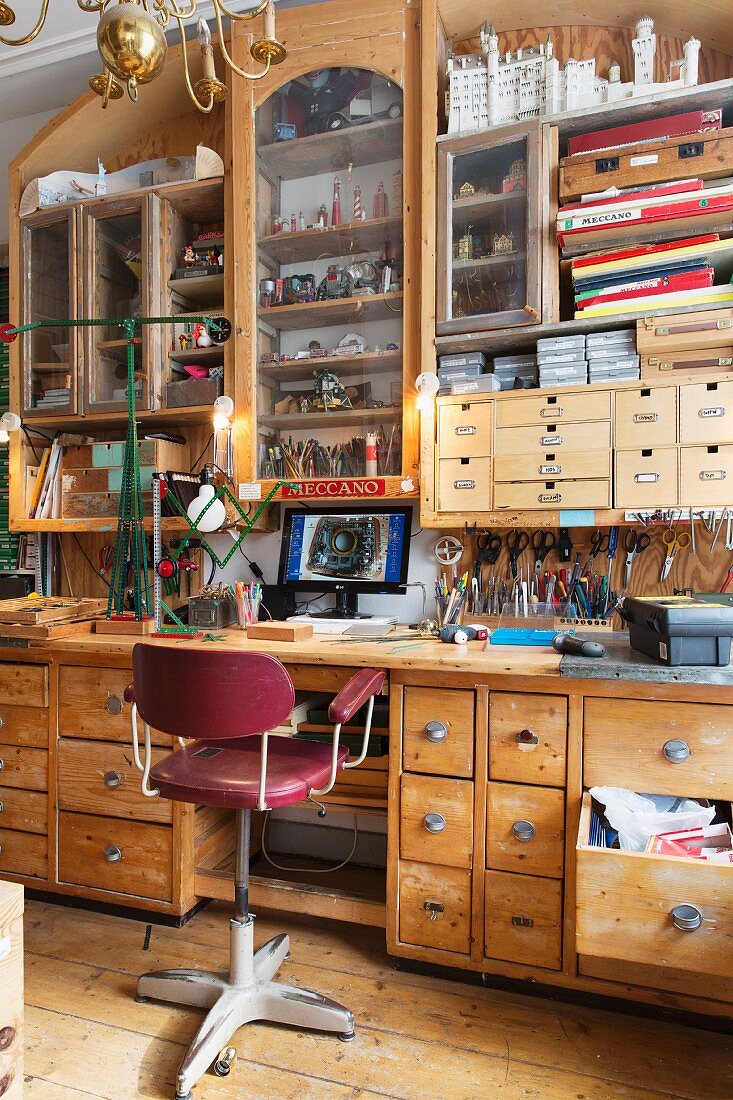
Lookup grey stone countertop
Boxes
[560,636,733,686]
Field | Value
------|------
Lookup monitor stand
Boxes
[309,588,371,619]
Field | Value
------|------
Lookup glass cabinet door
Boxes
[255,68,405,484]
[84,197,158,412]
[20,209,79,416]
[437,125,541,335]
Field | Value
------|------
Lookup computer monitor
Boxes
[277,504,412,618]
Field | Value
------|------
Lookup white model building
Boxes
[446,18,701,134]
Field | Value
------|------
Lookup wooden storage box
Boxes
[399,860,471,955]
[614,447,679,509]
[437,399,493,458]
[61,438,189,519]
[438,457,492,512]
[614,386,678,448]
[403,686,474,779]
[637,309,733,355]
[484,869,562,969]
[680,445,733,506]
[494,421,611,456]
[494,449,610,482]
[494,389,610,429]
[0,880,23,1100]
[560,127,733,203]
[679,379,733,444]
[488,691,567,788]
[494,479,611,510]
[166,375,222,408]
[641,347,733,380]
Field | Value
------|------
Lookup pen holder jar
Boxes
[435,596,466,628]
[235,589,262,629]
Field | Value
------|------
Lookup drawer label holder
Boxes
[540,435,563,446]
[634,473,660,483]
[455,425,477,435]
[633,412,659,423]
[540,407,564,419]
[454,480,476,489]
[511,915,534,927]
[699,469,726,481]
[539,492,562,503]
[699,406,725,419]
[539,464,561,475]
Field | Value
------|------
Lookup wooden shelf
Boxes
[258,118,402,181]
[452,251,525,271]
[27,405,214,429]
[260,291,403,331]
[260,405,401,431]
[169,345,225,364]
[260,349,401,383]
[452,191,526,233]
[256,475,417,502]
[453,190,526,210]
[259,216,402,265]
[12,517,192,534]
[167,273,224,306]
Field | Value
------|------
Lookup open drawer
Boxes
[576,794,733,977]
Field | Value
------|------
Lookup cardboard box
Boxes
[646,822,733,862]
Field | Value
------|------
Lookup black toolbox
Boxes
[619,595,733,667]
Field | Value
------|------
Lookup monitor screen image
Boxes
[278,506,411,591]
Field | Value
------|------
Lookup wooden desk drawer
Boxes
[576,793,732,978]
[489,692,566,787]
[58,739,173,824]
[0,745,47,792]
[495,390,610,428]
[0,664,47,708]
[58,811,172,901]
[403,687,474,779]
[642,348,733,380]
[614,386,678,448]
[0,706,47,748]
[637,308,733,354]
[680,379,733,444]
[438,400,493,458]
[59,666,171,746]
[400,774,473,869]
[680,445,733,507]
[0,787,47,835]
[486,783,564,878]
[437,458,491,512]
[494,421,611,456]
[494,479,611,511]
[399,860,471,955]
[614,448,679,509]
[584,698,733,799]
[484,870,562,970]
[0,828,47,879]
[494,449,610,483]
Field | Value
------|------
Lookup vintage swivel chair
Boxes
[125,643,385,1100]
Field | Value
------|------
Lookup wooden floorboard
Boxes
[22,899,733,1100]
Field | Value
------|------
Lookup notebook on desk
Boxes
[287,615,398,636]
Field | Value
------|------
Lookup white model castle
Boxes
[446,17,701,133]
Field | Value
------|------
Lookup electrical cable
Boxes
[189,432,214,472]
[71,534,112,592]
[260,810,359,874]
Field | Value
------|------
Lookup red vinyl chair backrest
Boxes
[132,644,296,741]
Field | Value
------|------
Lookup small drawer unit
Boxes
[494,421,611,456]
[614,386,678,448]
[58,811,173,901]
[637,308,733,355]
[0,664,48,708]
[399,774,473,869]
[58,738,173,823]
[495,389,611,429]
[489,692,567,787]
[437,399,493,458]
[0,705,48,748]
[486,783,565,879]
[484,870,562,970]
[0,828,47,879]
[438,457,492,512]
[680,445,733,507]
[494,479,611,511]
[641,348,733,381]
[576,794,732,980]
[59,666,171,746]
[0,745,47,792]
[679,380,733,444]
[403,687,474,779]
[494,449,610,483]
[584,698,733,800]
[398,860,471,955]
[614,448,679,509]
[0,787,47,835]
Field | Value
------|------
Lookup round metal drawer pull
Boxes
[513,819,536,842]
[0,801,4,813]
[663,739,690,764]
[105,695,123,716]
[0,759,4,771]
[423,812,446,834]
[425,721,448,744]
[670,903,703,932]
[103,844,122,864]
[0,715,4,730]
[103,771,122,789]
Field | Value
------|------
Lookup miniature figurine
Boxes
[456,228,473,262]
[331,177,342,227]
[291,213,297,233]
[209,248,219,267]
[193,322,213,348]
[392,170,403,214]
[282,68,360,136]
[272,215,283,234]
[373,180,389,219]
[492,232,515,255]
[183,244,196,267]
[502,159,526,193]
[353,185,363,223]
[312,368,353,411]
[299,211,305,231]
[179,332,189,351]
[96,160,107,197]
[317,204,328,228]
[458,181,475,198]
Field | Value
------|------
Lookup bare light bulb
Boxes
[187,483,226,532]
[415,371,439,411]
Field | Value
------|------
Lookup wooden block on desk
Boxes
[0,879,23,1100]
[246,621,314,641]
[94,617,155,635]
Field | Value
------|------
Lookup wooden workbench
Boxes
[0,626,731,1020]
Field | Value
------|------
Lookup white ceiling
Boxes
[0,0,296,122]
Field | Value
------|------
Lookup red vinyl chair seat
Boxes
[150,736,349,810]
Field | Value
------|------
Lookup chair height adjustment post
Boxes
[234,808,251,922]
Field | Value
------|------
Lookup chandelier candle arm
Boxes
[0,0,48,45]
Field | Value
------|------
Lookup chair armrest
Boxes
[124,683,136,705]
[328,668,385,725]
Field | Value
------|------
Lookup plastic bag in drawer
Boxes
[590,786,715,851]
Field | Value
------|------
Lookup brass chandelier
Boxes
[0,0,286,112]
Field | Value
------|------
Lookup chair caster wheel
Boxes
[285,951,291,960]
[338,1030,356,1043]
[175,1093,192,1100]
[135,995,150,1003]
[213,1046,236,1077]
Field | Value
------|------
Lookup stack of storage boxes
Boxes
[436,399,493,512]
